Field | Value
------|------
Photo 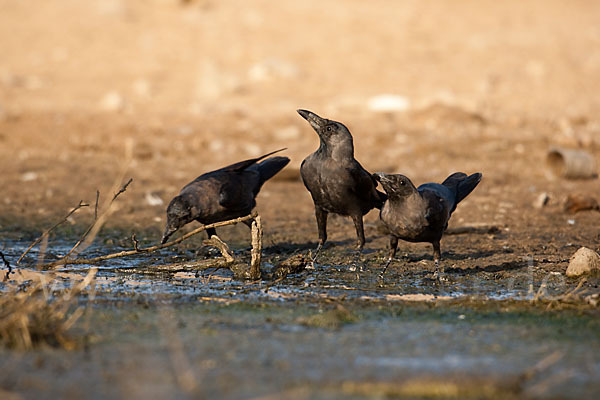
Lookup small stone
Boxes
[145,192,164,206]
[566,247,600,277]
[21,171,38,182]
[534,192,550,209]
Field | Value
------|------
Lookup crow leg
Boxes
[379,235,398,279]
[206,227,217,239]
[312,207,328,262]
[351,215,366,251]
[432,241,444,280]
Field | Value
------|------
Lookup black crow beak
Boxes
[161,226,177,244]
[297,109,325,131]
[373,172,387,182]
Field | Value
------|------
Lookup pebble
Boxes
[21,172,38,182]
[145,192,164,207]
[566,247,600,277]
[534,192,549,209]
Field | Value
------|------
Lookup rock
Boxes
[367,94,410,113]
[534,192,550,209]
[564,193,599,213]
[566,247,600,277]
[271,254,307,279]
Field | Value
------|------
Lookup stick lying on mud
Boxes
[37,213,258,270]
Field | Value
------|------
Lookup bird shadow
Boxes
[263,238,378,257]
[444,260,527,275]
[398,247,513,263]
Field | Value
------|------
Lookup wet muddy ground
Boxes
[2,0,600,398]
[2,124,600,398]
[1,217,600,399]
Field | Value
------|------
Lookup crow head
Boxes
[373,173,417,199]
[297,109,354,159]
[161,195,193,244]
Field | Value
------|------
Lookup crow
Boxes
[374,172,482,278]
[161,149,290,244]
[297,109,386,255]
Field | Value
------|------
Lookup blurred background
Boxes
[3,0,600,116]
[1,0,599,232]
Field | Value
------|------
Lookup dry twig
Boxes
[38,213,257,270]
[202,236,234,262]
[17,200,89,264]
[64,178,133,259]
[132,233,140,251]
[94,190,100,220]
[249,216,263,280]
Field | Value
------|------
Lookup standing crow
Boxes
[161,149,290,244]
[297,109,386,255]
[374,172,482,278]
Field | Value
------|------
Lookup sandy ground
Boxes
[1,0,600,399]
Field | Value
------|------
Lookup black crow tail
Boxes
[442,172,482,205]
[254,156,291,186]
[221,148,287,173]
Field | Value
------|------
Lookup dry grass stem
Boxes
[16,200,89,264]
[1,251,13,281]
[0,268,97,350]
[64,178,133,259]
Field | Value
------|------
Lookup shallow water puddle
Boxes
[0,239,589,304]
